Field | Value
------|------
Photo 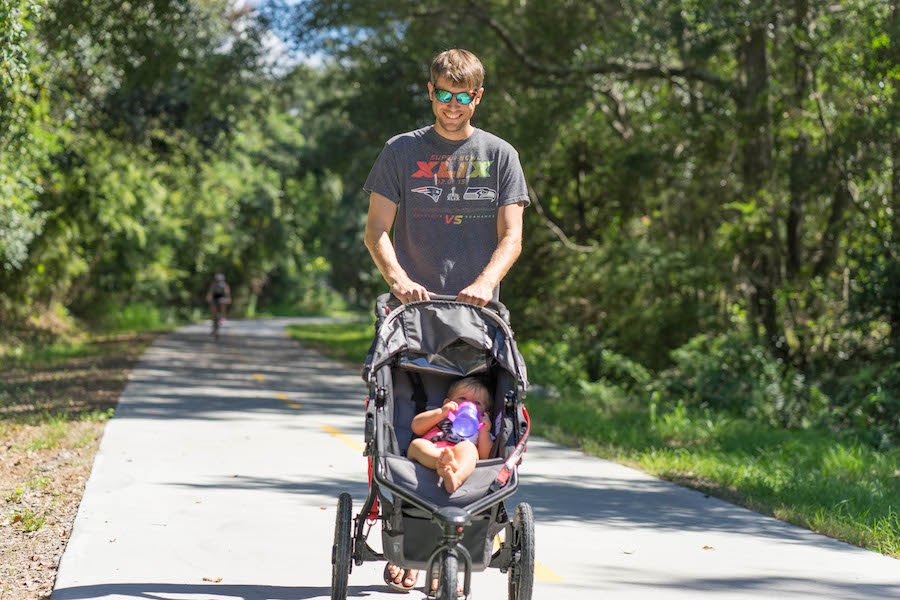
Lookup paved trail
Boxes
[52,319,899,599]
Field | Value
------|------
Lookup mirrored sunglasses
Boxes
[434,88,477,105]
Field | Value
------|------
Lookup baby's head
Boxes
[444,377,490,414]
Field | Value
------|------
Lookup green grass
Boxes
[530,385,900,557]
[284,319,900,558]
[27,415,70,450]
[286,319,373,365]
[12,508,46,532]
[1,302,178,368]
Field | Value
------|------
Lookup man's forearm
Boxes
[476,229,522,289]
[365,229,407,289]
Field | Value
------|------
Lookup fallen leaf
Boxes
[203,577,223,583]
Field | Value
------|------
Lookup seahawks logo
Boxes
[411,186,443,202]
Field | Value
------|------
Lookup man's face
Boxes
[428,76,483,141]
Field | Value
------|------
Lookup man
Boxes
[363,48,529,592]
[205,273,231,332]
[364,48,529,310]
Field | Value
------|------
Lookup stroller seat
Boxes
[380,455,507,508]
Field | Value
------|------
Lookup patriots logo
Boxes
[411,186,443,203]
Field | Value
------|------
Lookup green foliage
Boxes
[93,303,178,333]
[518,335,588,393]
[660,333,829,429]
[823,363,900,449]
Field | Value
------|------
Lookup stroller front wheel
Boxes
[433,550,458,600]
[507,502,535,600]
[331,493,353,599]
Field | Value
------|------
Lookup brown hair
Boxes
[430,49,485,90]
[446,377,491,411]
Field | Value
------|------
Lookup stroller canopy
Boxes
[362,296,527,391]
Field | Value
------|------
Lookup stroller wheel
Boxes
[507,502,534,600]
[331,493,353,599]
[430,550,458,600]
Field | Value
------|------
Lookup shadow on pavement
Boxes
[51,583,381,600]
[595,564,900,598]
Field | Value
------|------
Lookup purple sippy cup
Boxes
[450,401,482,438]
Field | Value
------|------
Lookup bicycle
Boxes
[211,301,226,341]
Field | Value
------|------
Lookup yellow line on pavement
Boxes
[535,561,565,582]
[321,425,364,452]
[253,373,265,382]
[275,393,301,408]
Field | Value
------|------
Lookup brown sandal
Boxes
[383,563,417,592]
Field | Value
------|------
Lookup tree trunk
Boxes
[890,2,900,353]
[786,0,810,281]
[739,23,785,359]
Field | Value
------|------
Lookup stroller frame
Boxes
[330,295,533,600]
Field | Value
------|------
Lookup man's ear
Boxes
[473,87,484,106]
[427,81,434,100]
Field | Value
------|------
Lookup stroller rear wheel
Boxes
[331,493,352,599]
[507,502,534,600]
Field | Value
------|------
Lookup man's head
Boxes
[445,377,491,414]
[428,49,485,141]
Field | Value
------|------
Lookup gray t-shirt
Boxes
[364,126,530,297]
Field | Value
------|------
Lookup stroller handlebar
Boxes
[375,292,512,327]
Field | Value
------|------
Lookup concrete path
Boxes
[51,319,899,600]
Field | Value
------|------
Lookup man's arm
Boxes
[456,202,525,306]
[364,192,431,304]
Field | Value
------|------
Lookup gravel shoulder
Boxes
[0,332,157,600]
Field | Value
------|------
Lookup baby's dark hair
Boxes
[446,377,491,410]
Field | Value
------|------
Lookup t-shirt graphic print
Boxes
[364,126,529,297]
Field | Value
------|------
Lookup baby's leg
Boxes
[440,441,478,493]
[407,438,442,469]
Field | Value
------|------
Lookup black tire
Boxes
[508,502,535,600]
[436,551,458,600]
[331,493,352,600]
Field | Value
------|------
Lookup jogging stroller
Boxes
[330,294,533,600]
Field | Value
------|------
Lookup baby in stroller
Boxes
[408,377,493,493]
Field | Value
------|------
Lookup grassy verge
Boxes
[286,319,373,367]
[285,319,900,558]
[0,305,168,599]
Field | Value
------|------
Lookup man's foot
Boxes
[429,575,464,597]
[384,563,417,592]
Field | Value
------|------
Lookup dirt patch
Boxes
[0,332,157,600]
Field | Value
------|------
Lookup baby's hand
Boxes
[442,401,458,416]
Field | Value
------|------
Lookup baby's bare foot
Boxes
[440,466,461,493]
[437,448,458,472]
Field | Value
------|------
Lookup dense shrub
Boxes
[587,346,653,390]
[518,334,588,393]
[823,363,900,449]
[658,333,828,429]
